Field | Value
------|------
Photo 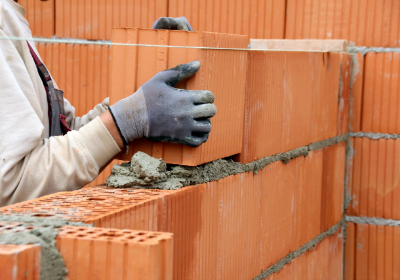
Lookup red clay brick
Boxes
[347,138,400,220]
[0,147,341,279]
[285,0,400,47]
[110,28,248,166]
[0,244,41,280]
[0,222,172,280]
[267,226,343,280]
[19,0,55,38]
[321,142,345,232]
[362,53,400,134]
[56,226,173,280]
[36,43,112,118]
[56,0,168,40]
[347,223,400,280]
[238,51,341,164]
[168,0,286,39]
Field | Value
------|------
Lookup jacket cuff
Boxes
[78,116,121,169]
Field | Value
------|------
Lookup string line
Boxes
[0,36,338,53]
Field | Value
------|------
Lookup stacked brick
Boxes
[266,227,343,280]
[0,244,41,280]
[0,141,345,279]
[341,3,400,279]
[0,222,173,280]
[168,0,286,39]
[36,43,112,118]
[345,222,400,280]
[55,0,168,40]
[238,50,346,163]
[9,1,355,278]
[19,0,55,38]
[285,0,400,47]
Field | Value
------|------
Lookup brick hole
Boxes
[25,226,34,230]
[99,232,123,238]
[148,236,156,239]
[136,232,145,236]
[32,214,53,218]
[137,239,145,242]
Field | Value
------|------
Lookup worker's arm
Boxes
[63,97,110,131]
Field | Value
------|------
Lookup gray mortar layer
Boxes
[349,131,400,140]
[0,214,90,280]
[346,215,400,227]
[106,135,347,190]
[348,46,400,54]
[253,220,345,280]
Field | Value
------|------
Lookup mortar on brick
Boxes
[106,136,346,189]
[0,215,91,280]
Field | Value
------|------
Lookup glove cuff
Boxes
[109,87,149,144]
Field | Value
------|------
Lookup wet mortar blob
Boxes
[106,135,347,189]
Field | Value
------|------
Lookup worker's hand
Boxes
[109,61,216,147]
[152,17,194,31]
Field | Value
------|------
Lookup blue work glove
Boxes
[152,17,194,31]
[109,61,216,147]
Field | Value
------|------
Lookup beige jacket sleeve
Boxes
[0,26,121,206]
[64,97,110,130]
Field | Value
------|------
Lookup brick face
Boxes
[267,226,343,280]
[285,0,400,48]
[238,51,341,164]
[55,0,168,40]
[346,138,400,220]
[0,244,41,280]
[168,0,286,39]
[0,145,344,279]
[110,28,248,166]
[345,223,400,280]
[19,0,55,38]
[0,222,173,280]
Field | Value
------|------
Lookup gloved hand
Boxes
[109,61,216,147]
[152,16,194,31]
